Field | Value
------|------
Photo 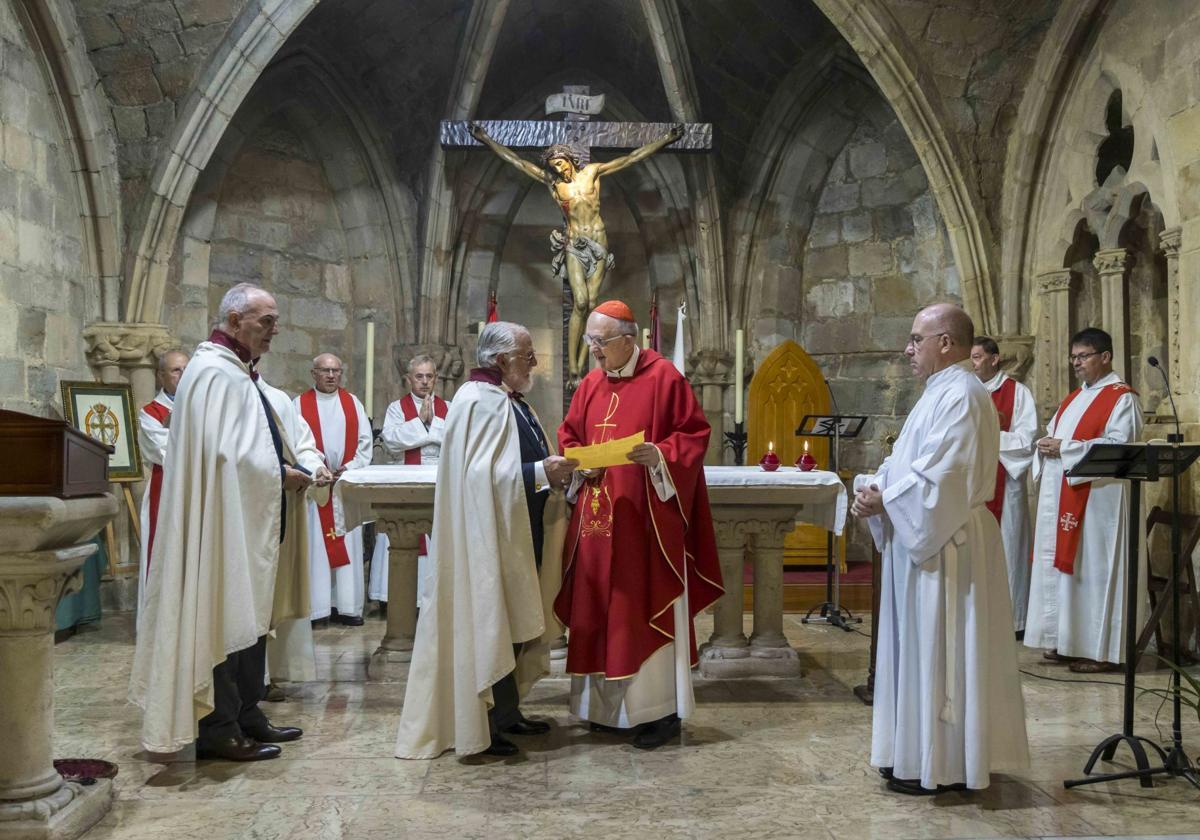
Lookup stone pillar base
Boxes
[0,779,113,840]
[367,645,412,682]
[698,643,802,678]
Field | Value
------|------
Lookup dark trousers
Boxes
[198,635,270,742]
[488,644,523,733]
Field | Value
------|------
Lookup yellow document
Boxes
[564,431,646,469]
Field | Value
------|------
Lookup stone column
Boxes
[749,519,798,663]
[701,520,750,661]
[368,512,430,681]
[688,350,733,465]
[1035,269,1073,418]
[1093,248,1133,379]
[0,495,117,840]
[1160,228,1188,418]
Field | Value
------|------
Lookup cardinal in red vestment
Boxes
[555,300,723,749]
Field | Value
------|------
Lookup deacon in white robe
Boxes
[135,349,189,617]
[853,303,1029,794]
[395,323,574,759]
[130,284,329,761]
[970,338,1037,633]
[375,354,449,606]
[1025,328,1145,671]
[295,353,373,624]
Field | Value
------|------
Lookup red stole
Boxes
[1052,382,1135,574]
[299,389,359,569]
[399,393,448,464]
[986,376,1017,523]
[554,349,724,678]
[141,399,171,573]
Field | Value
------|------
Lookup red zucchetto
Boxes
[592,300,635,322]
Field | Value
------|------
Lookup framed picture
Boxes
[60,380,144,482]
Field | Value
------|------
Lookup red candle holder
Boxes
[759,450,780,472]
[796,452,817,472]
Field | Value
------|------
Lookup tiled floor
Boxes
[54,612,1200,839]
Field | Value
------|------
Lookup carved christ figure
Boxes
[468,122,684,382]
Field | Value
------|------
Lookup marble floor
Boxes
[53,612,1200,840]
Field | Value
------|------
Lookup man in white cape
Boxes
[1025,327,1144,673]
[395,322,576,759]
[853,303,1029,794]
[970,337,1037,634]
[295,353,373,625]
[130,284,327,761]
[135,349,188,618]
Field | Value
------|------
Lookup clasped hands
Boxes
[851,484,883,519]
[1036,436,1062,458]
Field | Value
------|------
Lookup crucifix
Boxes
[441,85,712,398]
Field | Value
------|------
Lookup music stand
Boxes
[1063,441,1200,790]
[796,414,867,632]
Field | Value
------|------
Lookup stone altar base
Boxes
[0,781,113,840]
[698,642,803,679]
[367,645,412,682]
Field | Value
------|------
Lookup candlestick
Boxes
[478,321,485,335]
[364,320,375,418]
[734,329,745,424]
[642,328,650,349]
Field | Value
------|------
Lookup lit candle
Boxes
[642,328,650,349]
[803,440,809,453]
[768,440,774,452]
[364,320,375,418]
[735,329,745,424]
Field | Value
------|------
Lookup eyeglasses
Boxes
[584,334,628,349]
[313,367,343,375]
[1068,351,1102,363]
[505,351,536,364]
[906,333,947,348]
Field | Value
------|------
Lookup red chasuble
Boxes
[986,376,1017,524]
[554,348,724,678]
[399,393,448,464]
[140,399,171,573]
[1051,382,1135,575]
[299,388,358,569]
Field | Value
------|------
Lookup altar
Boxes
[335,465,847,680]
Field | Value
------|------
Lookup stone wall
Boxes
[0,2,96,417]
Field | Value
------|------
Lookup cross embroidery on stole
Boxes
[582,393,619,538]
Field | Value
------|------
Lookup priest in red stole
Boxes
[295,353,373,625]
[555,300,723,750]
[136,349,189,618]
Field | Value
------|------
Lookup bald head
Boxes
[906,303,974,380]
[919,303,974,349]
[311,352,345,394]
[157,350,189,396]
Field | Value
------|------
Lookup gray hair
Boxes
[407,354,436,374]
[157,349,189,371]
[591,312,640,337]
[217,282,263,325]
[476,321,525,368]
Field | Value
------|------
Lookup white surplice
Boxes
[374,393,448,605]
[983,372,1037,632]
[136,389,173,616]
[565,347,693,729]
[858,364,1029,790]
[1025,372,1145,663]
[293,388,373,620]
[129,342,311,753]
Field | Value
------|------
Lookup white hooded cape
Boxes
[394,379,566,759]
[129,341,311,753]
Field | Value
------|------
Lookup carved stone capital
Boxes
[1160,226,1182,259]
[1035,269,1072,294]
[712,514,795,549]
[375,514,433,550]
[82,322,175,372]
[687,350,734,387]
[0,545,94,633]
[1093,247,1133,276]
[996,335,1035,381]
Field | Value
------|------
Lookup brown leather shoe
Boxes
[1042,649,1080,663]
[242,722,303,743]
[195,734,281,762]
[1069,658,1123,674]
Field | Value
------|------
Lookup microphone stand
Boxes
[1149,358,1198,787]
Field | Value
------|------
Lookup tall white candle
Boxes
[734,329,745,424]
[642,328,650,349]
[364,320,375,418]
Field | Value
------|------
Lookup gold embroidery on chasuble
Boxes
[581,392,619,539]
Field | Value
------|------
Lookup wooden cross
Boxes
[440,84,711,164]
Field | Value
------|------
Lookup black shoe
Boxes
[886,777,967,796]
[242,721,303,743]
[338,614,365,627]
[632,714,681,750]
[483,734,519,756]
[878,766,894,780]
[195,734,281,762]
[588,722,627,734]
[503,716,551,736]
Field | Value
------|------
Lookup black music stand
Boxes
[796,414,867,632]
[1063,441,1200,790]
